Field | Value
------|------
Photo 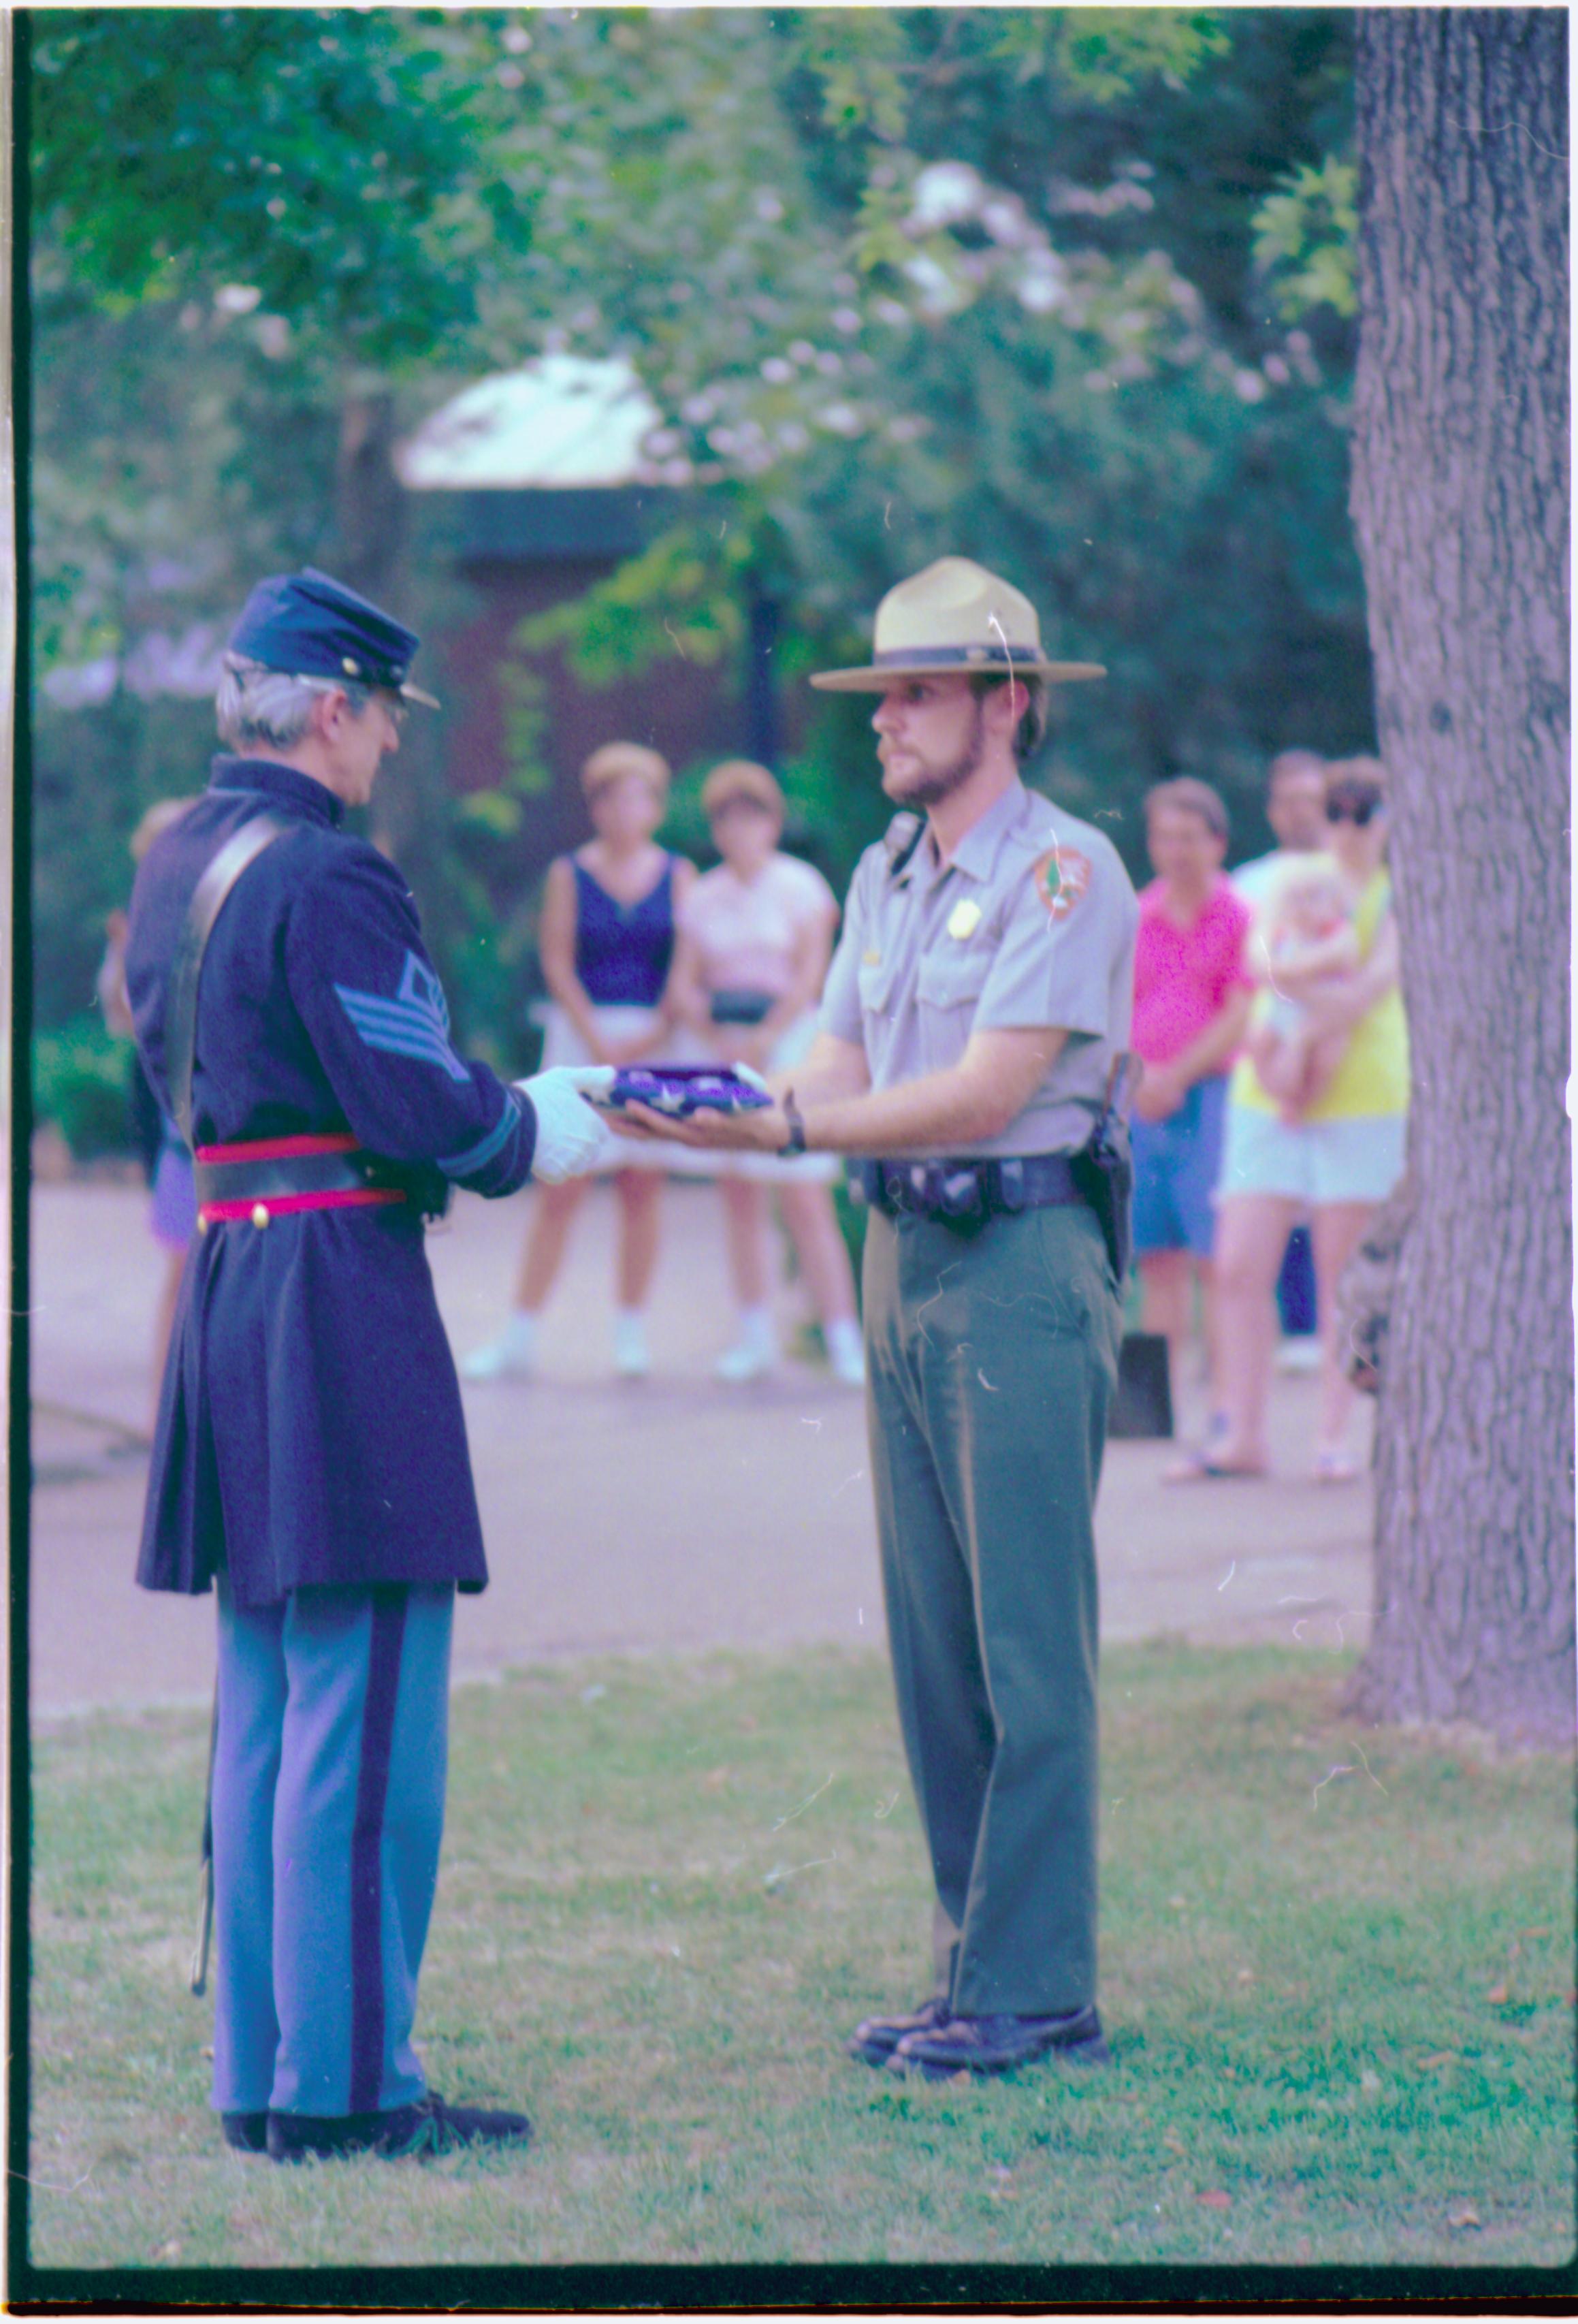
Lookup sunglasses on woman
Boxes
[1326,797,1379,827]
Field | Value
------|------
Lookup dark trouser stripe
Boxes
[349,1587,409,2116]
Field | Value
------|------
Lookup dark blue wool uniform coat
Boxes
[125,757,538,1608]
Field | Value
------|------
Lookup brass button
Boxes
[197,1211,209,1235]
[251,1203,270,1229]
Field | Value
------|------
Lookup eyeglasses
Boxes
[1325,798,1379,827]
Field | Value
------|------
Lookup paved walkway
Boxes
[27,1182,1374,1718]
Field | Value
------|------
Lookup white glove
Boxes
[514,1065,616,1183]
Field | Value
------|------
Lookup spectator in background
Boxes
[1129,778,1253,1386]
[668,760,865,1386]
[1176,757,1407,1482]
[1244,856,1361,1117]
[1231,749,1328,1369]
[462,743,694,1383]
[1231,750,1328,908]
[97,797,201,1429]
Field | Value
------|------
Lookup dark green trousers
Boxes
[863,1198,1121,2018]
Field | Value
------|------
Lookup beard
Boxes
[879,697,988,810]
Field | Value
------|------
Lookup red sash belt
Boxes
[193,1132,408,1230]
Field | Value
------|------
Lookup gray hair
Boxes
[215,653,372,750]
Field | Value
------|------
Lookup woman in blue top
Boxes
[464,743,694,1381]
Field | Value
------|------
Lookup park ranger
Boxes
[125,568,611,2161]
[622,557,1137,2078]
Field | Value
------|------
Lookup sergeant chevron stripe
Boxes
[335,951,470,1083]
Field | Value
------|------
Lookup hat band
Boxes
[873,642,1036,669]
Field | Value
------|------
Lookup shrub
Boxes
[33,1014,133,1160]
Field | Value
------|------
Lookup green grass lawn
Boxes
[25,1641,1575,2275]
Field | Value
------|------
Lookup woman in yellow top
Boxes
[1172,759,1408,1481]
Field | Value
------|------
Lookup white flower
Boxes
[980,195,1030,248]
[902,253,967,316]
[907,160,982,231]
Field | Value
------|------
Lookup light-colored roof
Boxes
[395,355,661,491]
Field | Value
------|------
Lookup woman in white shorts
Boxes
[462,742,694,1382]
[1171,759,1408,1480]
[669,760,865,1386]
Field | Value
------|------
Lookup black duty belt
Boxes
[193,1133,409,1229]
[856,1153,1085,1226]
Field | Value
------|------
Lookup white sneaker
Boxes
[1275,1337,1321,1375]
[825,1320,866,1388]
[461,1316,537,1382]
[613,1314,650,1379]
[715,1316,777,1382]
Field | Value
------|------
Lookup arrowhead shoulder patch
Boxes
[1031,845,1093,923]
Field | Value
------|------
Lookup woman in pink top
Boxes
[1129,779,1254,1388]
[668,761,864,1386]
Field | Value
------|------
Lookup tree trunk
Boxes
[1348,10,1572,1742]
[334,386,420,866]
[334,387,405,602]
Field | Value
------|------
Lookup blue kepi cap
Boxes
[227,567,440,707]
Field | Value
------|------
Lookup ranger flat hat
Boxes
[227,567,440,707]
[810,556,1105,691]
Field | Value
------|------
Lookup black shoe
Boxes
[888,2005,1110,2080]
[268,2090,533,2164]
[846,1995,951,2068]
[221,2110,268,2154]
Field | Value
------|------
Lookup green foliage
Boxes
[1035,12,1232,106]
[29,7,523,370]
[462,5,1367,882]
[515,515,755,683]
[29,6,1371,1045]
[1253,157,1359,321]
[33,1012,131,1158]
[497,662,554,801]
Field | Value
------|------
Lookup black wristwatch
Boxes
[780,1090,808,1158]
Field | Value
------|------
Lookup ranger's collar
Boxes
[944,777,1033,885]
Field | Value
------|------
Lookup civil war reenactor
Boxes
[124,569,612,2162]
[615,558,1138,2079]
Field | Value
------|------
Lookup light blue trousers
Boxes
[210,1579,454,2119]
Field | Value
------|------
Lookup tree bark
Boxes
[1348,10,1572,1742]
[335,387,405,603]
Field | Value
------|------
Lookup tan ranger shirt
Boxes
[819,778,1138,1160]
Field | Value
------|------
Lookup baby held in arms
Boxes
[1246,857,1360,1119]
